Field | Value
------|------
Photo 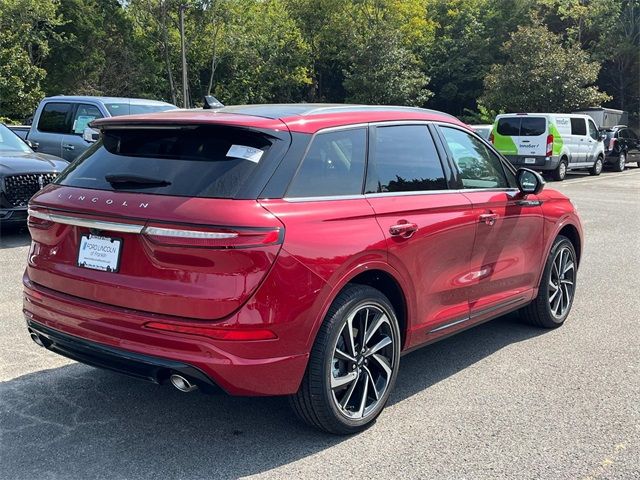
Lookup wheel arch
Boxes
[557,223,582,266]
[347,269,408,349]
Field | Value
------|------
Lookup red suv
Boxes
[24,105,583,434]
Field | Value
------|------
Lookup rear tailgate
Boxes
[26,122,289,320]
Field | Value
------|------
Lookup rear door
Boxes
[437,125,544,319]
[30,102,73,157]
[364,123,476,341]
[517,116,547,163]
[27,124,290,320]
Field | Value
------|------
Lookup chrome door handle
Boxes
[479,213,498,226]
[63,144,75,150]
[389,222,418,237]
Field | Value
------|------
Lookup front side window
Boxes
[441,126,508,189]
[365,125,446,193]
[72,104,103,134]
[588,120,599,140]
[570,118,587,136]
[286,128,366,198]
[38,102,73,133]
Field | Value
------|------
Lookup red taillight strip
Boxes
[142,225,282,248]
[144,321,277,341]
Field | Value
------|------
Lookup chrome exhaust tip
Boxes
[169,374,198,393]
[29,331,45,347]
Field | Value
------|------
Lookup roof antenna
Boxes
[203,95,224,109]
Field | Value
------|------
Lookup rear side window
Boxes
[571,118,587,136]
[497,117,545,136]
[38,102,73,133]
[365,125,446,193]
[56,126,279,198]
[286,128,366,197]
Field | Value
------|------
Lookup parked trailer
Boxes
[573,107,628,129]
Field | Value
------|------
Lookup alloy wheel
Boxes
[548,246,576,319]
[330,303,397,420]
[619,153,626,171]
[559,162,567,179]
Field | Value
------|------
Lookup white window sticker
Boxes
[226,144,264,163]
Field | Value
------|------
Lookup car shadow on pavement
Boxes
[0,314,544,480]
[0,224,31,248]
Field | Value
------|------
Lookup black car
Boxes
[603,125,640,171]
[0,124,68,226]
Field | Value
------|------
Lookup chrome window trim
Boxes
[283,187,520,202]
[28,208,144,234]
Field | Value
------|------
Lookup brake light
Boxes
[27,208,53,229]
[608,137,617,152]
[489,132,494,144]
[144,321,277,341]
[546,134,554,157]
[142,225,282,248]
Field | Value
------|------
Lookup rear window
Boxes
[105,103,177,116]
[497,117,546,136]
[56,126,279,198]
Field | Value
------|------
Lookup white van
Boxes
[490,113,605,181]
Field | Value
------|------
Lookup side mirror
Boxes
[599,133,607,141]
[83,127,100,143]
[516,168,545,195]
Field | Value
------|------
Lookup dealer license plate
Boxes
[77,234,122,272]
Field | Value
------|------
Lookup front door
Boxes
[60,103,104,161]
[364,124,477,345]
[437,125,544,320]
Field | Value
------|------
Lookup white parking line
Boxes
[556,169,640,186]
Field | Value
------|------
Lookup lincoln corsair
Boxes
[23,104,583,434]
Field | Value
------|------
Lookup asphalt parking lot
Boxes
[1,169,639,480]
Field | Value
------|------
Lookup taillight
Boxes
[144,321,277,341]
[142,225,283,248]
[27,208,54,229]
[546,134,554,157]
[489,132,494,144]
[608,138,617,152]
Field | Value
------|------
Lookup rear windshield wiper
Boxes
[105,174,171,189]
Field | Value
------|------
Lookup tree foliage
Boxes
[481,23,611,112]
[0,0,637,125]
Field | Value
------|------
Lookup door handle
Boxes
[478,213,498,226]
[389,221,418,237]
[63,144,75,150]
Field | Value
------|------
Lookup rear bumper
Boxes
[23,275,310,396]
[504,155,559,171]
[27,318,224,393]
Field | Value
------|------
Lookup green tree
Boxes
[0,0,61,120]
[481,23,610,112]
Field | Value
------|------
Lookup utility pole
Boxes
[179,4,189,109]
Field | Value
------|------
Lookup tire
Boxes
[520,235,577,328]
[613,152,626,172]
[552,158,568,181]
[290,284,401,434]
[589,155,603,176]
